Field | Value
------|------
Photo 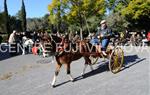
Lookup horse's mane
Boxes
[79,40,97,53]
[51,35,62,43]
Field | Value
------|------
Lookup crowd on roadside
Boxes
[112,30,150,46]
[1,27,150,58]
[5,30,51,56]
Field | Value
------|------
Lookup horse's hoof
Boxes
[81,73,84,76]
[51,84,56,88]
[51,83,56,88]
[71,79,74,82]
[81,74,85,78]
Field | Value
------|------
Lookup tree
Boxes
[106,0,130,12]
[48,0,106,33]
[16,10,22,20]
[66,0,106,33]
[107,0,150,31]
[105,12,129,33]
[3,0,10,34]
[48,0,68,33]
[27,18,41,31]
[9,16,22,32]
[21,0,27,32]
[0,12,5,32]
[27,14,50,31]
[121,0,150,31]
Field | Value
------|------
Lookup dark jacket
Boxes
[96,27,113,39]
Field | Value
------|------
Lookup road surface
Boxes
[0,46,150,95]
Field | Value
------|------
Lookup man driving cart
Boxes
[90,20,113,56]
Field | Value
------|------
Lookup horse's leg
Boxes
[22,44,25,55]
[87,57,94,71]
[51,63,62,87]
[51,56,55,63]
[89,64,94,71]
[82,57,93,76]
[65,63,74,82]
[81,64,88,76]
[81,56,89,76]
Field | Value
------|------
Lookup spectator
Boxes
[8,30,16,44]
[147,32,150,41]
[32,31,38,43]
[8,30,17,55]
[0,36,2,44]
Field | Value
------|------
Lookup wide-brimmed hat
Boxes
[100,20,106,24]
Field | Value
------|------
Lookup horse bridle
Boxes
[49,34,57,44]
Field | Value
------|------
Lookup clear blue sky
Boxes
[0,0,52,18]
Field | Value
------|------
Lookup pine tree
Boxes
[4,0,10,34]
[21,0,27,32]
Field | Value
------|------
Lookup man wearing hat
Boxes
[96,20,113,56]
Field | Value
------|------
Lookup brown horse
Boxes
[48,35,93,87]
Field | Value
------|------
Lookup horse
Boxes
[48,34,94,87]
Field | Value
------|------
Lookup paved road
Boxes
[0,46,150,95]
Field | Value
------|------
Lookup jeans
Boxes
[101,39,109,51]
[90,38,99,45]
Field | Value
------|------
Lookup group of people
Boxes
[8,30,51,56]
[7,19,115,57]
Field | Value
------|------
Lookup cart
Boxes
[89,44,124,74]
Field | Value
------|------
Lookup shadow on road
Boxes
[53,80,71,88]
[0,51,20,61]
[52,55,146,87]
[124,55,141,65]
[121,55,146,71]
[74,63,109,82]
[0,49,23,61]
[52,62,109,88]
[74,54,146,82]
[0,45,25,61]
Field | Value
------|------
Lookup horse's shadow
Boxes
[74,62,109,82]
[74,54,146,82]
[53,80,71,88]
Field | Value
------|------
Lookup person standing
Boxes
[8,30,17,55]
[8,30,16,44]
[0,36,2,44]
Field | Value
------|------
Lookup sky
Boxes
[0,0,52,18]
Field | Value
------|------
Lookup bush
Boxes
[1,34,8,43]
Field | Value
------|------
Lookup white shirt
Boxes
[8,33,15,43]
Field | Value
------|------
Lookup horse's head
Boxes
[48,34,74,55]
[47,34,62,53]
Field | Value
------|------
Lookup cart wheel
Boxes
[109,47,124,74]
[89,56,99,65]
